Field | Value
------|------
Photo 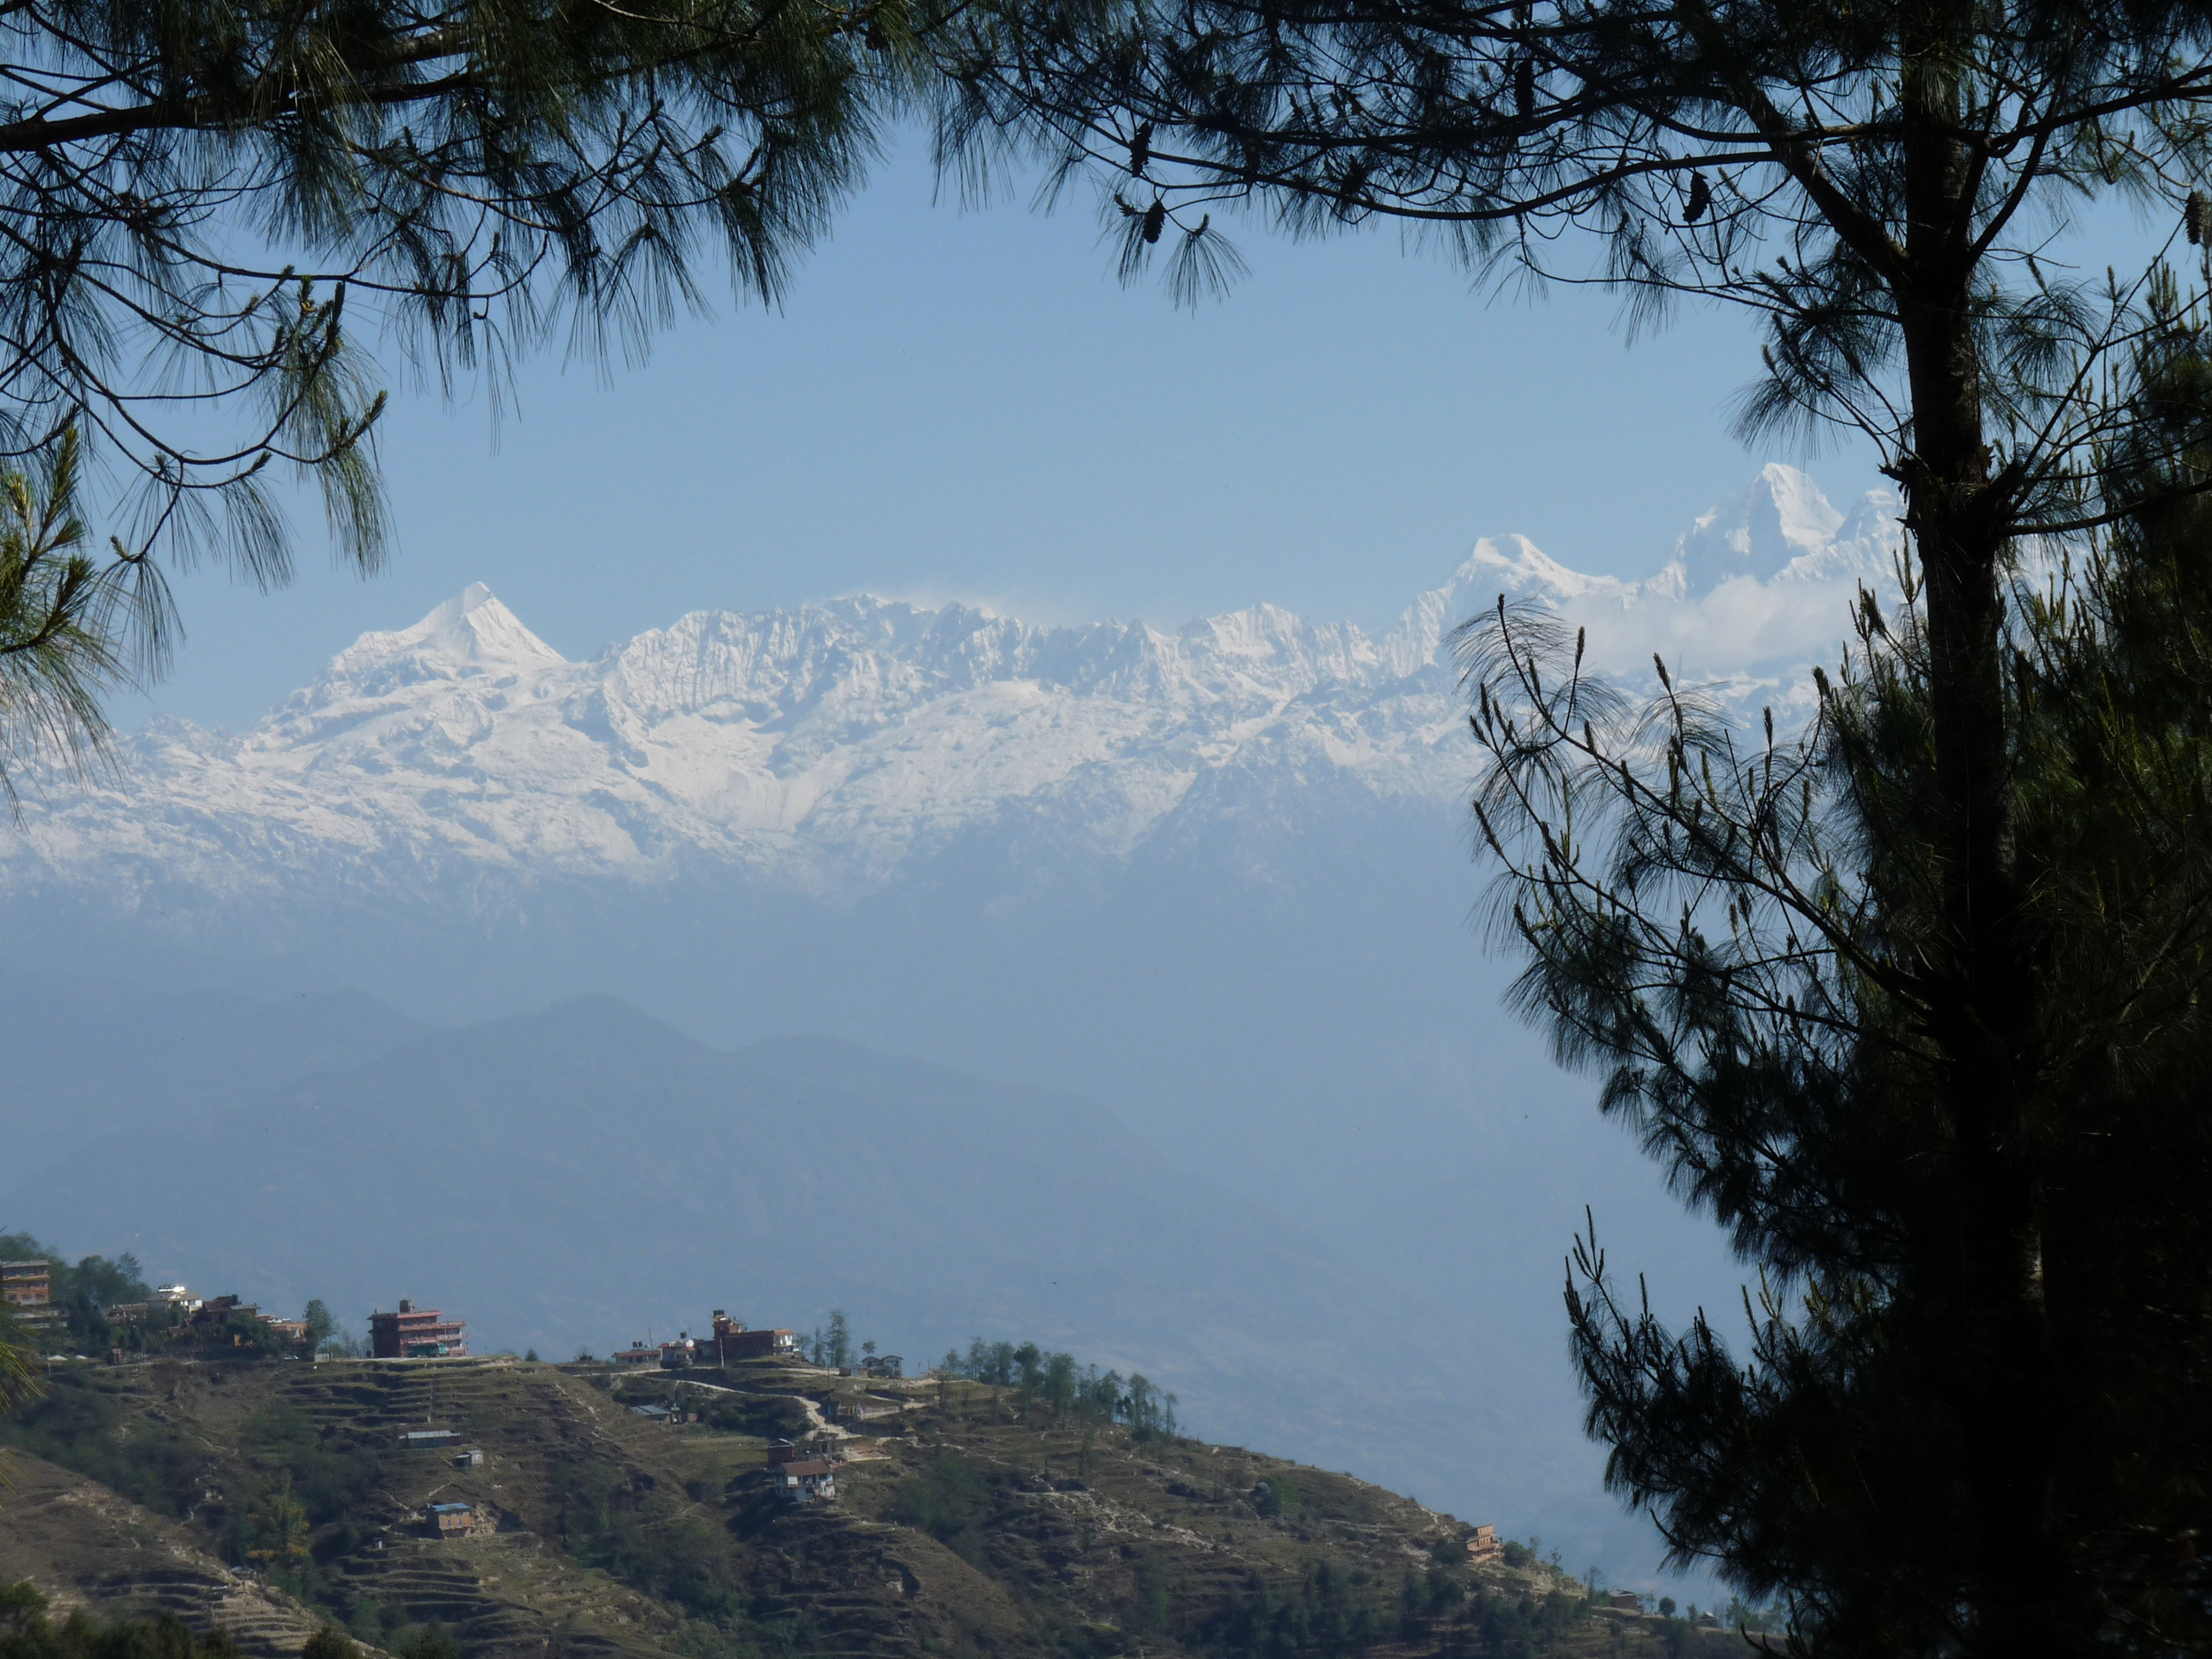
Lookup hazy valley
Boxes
[0,467,1896,1584]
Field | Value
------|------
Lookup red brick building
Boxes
[371,1299,468,1358]
[710,1311,799,1363]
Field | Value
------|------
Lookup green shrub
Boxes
[0,1375,204,1517]
[549,1463,744,1621]
[1130,1555,1173,1636]
[0,1593,246,1659]
[887,1455,998,1565]
[1250,1478,1303,1520]
[701,1395,810,1440]
[393,1626,460,1659]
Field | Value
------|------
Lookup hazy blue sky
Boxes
[130,130,1883,733]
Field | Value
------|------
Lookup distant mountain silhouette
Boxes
[0,968,426,1177]
[2,999,1616,1552]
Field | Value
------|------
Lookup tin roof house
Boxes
[778,1461,837,1505]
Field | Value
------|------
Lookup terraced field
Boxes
[0,1449,340,1656]
[0,1357,1722,1659]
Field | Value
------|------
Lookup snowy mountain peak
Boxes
[1665,463,1847,594]
[324,583,565,687]
[3,468,1902,902]
[414,582,565,666]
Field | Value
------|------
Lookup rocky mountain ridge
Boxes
[1,466,1897,904]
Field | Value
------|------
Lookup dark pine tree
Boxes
[941,3,2212,1651]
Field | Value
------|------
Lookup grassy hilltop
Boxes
[0,1356,1724,1659]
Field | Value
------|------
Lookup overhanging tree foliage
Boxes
[1459,284,2212,1653]
[939,1,2212,1653]
[0,0,929,782]
[0,1321,32,1422]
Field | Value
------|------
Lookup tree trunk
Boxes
[1896,21,2063,1653]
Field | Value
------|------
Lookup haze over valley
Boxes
[0,465,1895,1583]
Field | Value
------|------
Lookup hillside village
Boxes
[1,1246,1757,1657]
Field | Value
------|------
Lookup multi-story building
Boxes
[709,1311,800,1363]
[0,1260,62,1328]
[370,1299,468,1359]
[1,1260,50,1308]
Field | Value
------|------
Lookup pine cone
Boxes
[1142,200,1166,244]
[1685,172,1710,224]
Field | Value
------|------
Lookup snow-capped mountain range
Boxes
[0,465,1899,902]
[0,465,1895,1582]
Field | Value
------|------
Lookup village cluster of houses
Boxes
[4,1261,326,1354]
[610,1310,800,1370]
[118,1290,315,1348]
[347,1299,861,1510]
[21,1266,1541,1544]
[5,1256,475,1363]
[609,1310,903,1380]
[603,1310,913,1506]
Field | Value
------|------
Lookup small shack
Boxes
[425,1502,492,1537]
[778,1461,836,1505]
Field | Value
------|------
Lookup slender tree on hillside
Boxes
[0,0,934,780]
[941,2,2212,1652]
